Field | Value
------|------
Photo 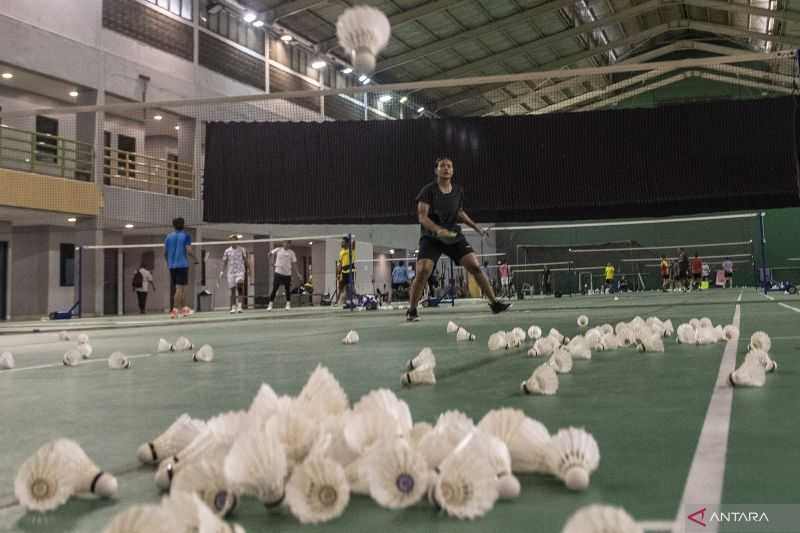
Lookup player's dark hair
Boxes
[172,217,185,230]
[434,157,453,171]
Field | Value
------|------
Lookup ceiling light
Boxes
[236,234,244,240]
[311,59,327,69]
[69,90,79,97]
[1,72,13,79]
[389,249,395,254]
[358,74,368,82]
[414,249,419,254]
[67,217,77,223]
[201,16,207,22]
[399,96,408,103]
[154,115,163,120]
[361,77,371,85]
[379,95,392,103]
[417,107,425,113]
[0,124,7,128]
[124,223,134,229]
[253,20,264,28]
[280,34,293,42]
[174,125,180,130]
[342,67,353,74]
[243,11,257,23]
[308,241,313,245]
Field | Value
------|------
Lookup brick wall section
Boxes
[102,0,193,60]
[199,32,265,90]
[268,66,319,112]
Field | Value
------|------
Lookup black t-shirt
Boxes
[415,181,464,237]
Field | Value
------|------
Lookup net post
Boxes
[77,245,83,318]
[758,211,769,294]
[347,233,354,312]
[450,258,455,307]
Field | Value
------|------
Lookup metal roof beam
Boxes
[687,20,800,46]
[679,0,800,24]
[267,0,329,21]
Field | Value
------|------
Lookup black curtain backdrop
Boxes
[203,96,800,224]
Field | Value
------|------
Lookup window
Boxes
[144,0,192,21]
[60,244,75,287]
[167,153,179,196]
[35,116,58,164]
[117,134,136,179]
[199,0,265,54]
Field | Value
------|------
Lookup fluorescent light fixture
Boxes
[175,125,180,130]
[236,234,244,239]
[0,124,7,128]
[417,107,425,113]
[399,96,408,103]
[67,217,77,223]
[243,11,257,23]
[358,74,368,82]
[253,20,264,28]
[311,59,327,69]
[24,157,30,163]
[1,72,13,79]
[280,34,293,42]
[201,16,207,22]
[414,249,419,254]
[362,77,371,84]
[389,249,395,254]
[154,115,163,121]
[69,90,79,97]
[124,223,135,229]
[308,241,313,245]
[379,95,392,103]
[342,67,353,74]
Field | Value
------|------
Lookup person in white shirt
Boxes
[722,257,734,288]
[221,235,248,313]
[268,240,299,310]
[133,264,155,314]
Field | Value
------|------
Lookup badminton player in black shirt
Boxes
[406,157,510,321]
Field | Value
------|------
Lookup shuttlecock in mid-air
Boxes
[367,438,429,509]
[224,427,287,508]
[157,338,173,353]
[0,351,14,370]
[63,349,82,367]
[521,364,559,395]
[446,321,459,334]
[77,344,93,359]
[336,5,391,74]
[108,352,131,369]
[192,345,214,363]
[137,414,206,465]
[456,327,476,342]
[342,330,359,344]
[561,504,643,533]
[729,358,767,387]
[544,427,600,491]
[749,331,771,352]
[477,408,550,474]
[401,365,436,386]
[15,439,118,512]
[286,456,350,524]
[406,347,435,370]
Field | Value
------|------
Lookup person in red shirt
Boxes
[690,253,703,290]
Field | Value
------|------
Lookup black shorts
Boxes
[340,271,353,284]
[662,273,670,280]
[679,268,689,280]
[170,267,188,286]
[418,235,473,264]
[693,272,702,280]
[725,271,733,278]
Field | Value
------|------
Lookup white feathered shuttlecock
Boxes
[577,315,589,328]
[566,337,591,360]
[102,504,181,533]
[744,349,777,373]
[286,456,350,524]
[696,327,717,345]
[488,331,508,351]
[599,324,613,336]
[406,347,436,370]
[192,345,214,363]
[224,425,287,509]
[510,327,527,343]
[689,318,700,329]
[266,409,318,470]
[724,325,740,341]
[521,364,559,395]
[506,330,523,349]
[456,327,476,342]
[676,324,696,345]
[157,338,173,353]
[401,365,436,386]
[78,344,93,359]
[336,6,391,74]
[173,337,194,352]
[600,333,622,351]
[529,336,556,358]
[171,452,238,517]
[432,432,499,520]
[584,329,603,350]
[663,319,674,337]
[713,325,726,343]
[351,388,413,436]
[154,422,236,491]
[247,383,281,425]
[446,321,459,334]
[416,411,475,470]
[409,421,433,447]
[0,351,14,370]
[561,504,643,533]
[528,325,543,340]
[545,427,600,491]
[636,335,665,353]
[548,348,573,374]
[367,438,428,509]
[108,352,131,369]
[342,330,360,345]
[137,414,206,465]
[749,331,771,352]
[458,431,518,500]
[548,328,565,344]
[58,331,71,341]
[729,358,766,387]
[77,333,89,345]
[297,364,349,419]
[162,491,245,533]
[63,349,82,367]
[699,317,713,329]
[478,408,550,474]
[15,439,118,512]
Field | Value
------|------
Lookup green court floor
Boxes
[0,288,797,533]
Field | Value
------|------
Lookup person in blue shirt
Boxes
[391,261,409,297]
[164,217,195,318]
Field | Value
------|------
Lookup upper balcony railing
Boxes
[0,125,94,181]
[103,147,194,198]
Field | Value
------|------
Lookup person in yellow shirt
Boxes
[337,237,357,305]
[604,262,616,293]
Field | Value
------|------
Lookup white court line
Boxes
[778,302,800,313]
[764,294,775,301]
[672,291,742,533]
[2,353,153,374]
[641,520,676,531]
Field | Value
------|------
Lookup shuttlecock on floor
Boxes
[584,329,603,350]
[529,336,556,358]
[173,337,194,352]
[729,358,766,387]
[108,352,131,369]
[224,427,287,508]
[15,439,118,512]
[699,317,713,329]
[0,351,14,370]
[663,319,674,337]
[488,331,508,351]
[63,349,82,367]
[77,333,89,345]
[342,330,360,345]
[266,410,319,471]
[401,365,436,386]
[545,427,600,491]
[162,490,245,533]
[432,432,499,520]
[561,504,643,533]
[367,438,428,509]
[548,348,573,374]
[577,315,589,329]
[566,337,591,360]
[192,345,214,363]
[157,338,173,353]
[446,321,459,334]
[696,327,717,345]
[58,331,71,341]
[676,323,696,345]
[77,344,93,359]
[744,349,777,373]
[102,504,181,533]
[528,325,542,340]
[509,327,526,343]
[137,414,206,465]
[416,411,475,470]
[171,453,238,517]
[456,327,476,342]
[613,295,619,301]
[406,347,436,370]
[548,328,565,345]
[636,335,665,353]
[478,408,550,474]
[286,456,350,524]
[297,364,349,419]
[749,331,771,352]
[336,5,391,74]
[600,333,622,351]
[723,325,740,341]
[521,364,559,395]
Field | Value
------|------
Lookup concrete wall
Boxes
[10,227,49,318]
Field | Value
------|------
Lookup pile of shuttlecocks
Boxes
[729,331,777,388]
[446,321,476,342]
[85,365,599,529]
[675,317,730,346]
[158,336,194,353]
[402,347,436,386]
[62,333,93,366]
